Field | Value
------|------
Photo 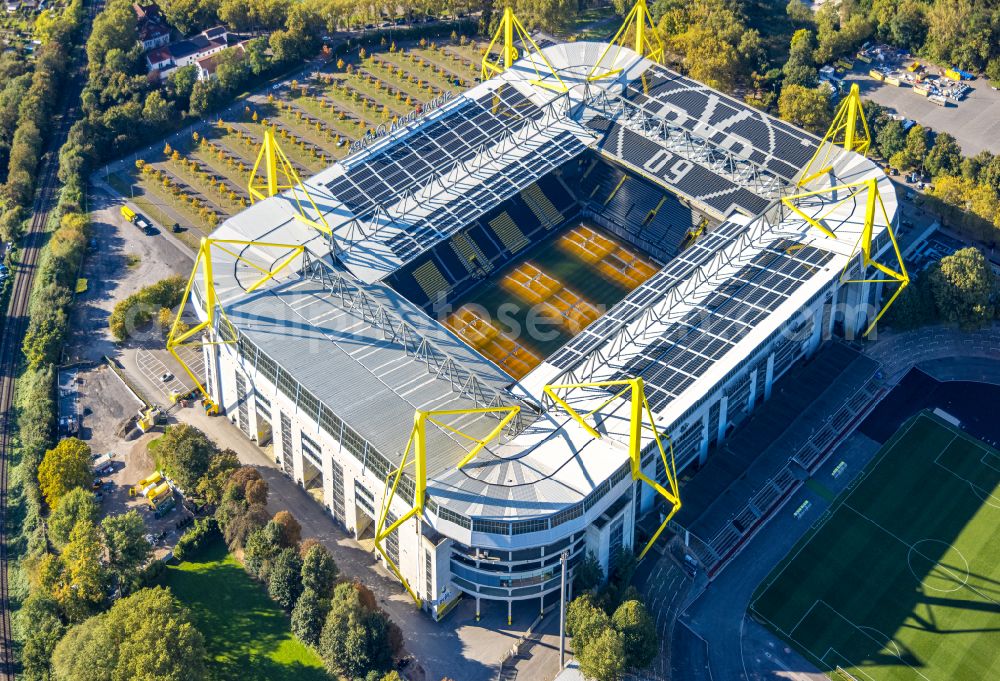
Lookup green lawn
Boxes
[752,412,1000,681]
[159,540,330,681]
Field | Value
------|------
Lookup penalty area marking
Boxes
[907,539,970,594]
[933,447,1000,510]
[811,600,934,681]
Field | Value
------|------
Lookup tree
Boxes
[142,89,174,131]
[194,448,240,504]
[17,592,65,681]
[885,274,936,329]
[38,437,92,509]
[269,547,304,610]
[243,519,283,581]
[189,79,221,116]
[924,0,991,71]
[291,587,330,646]
[777,84,831,134]
[783,29,818,87]
[159,0,221,34]
[924,132,962,178]
[612,600,657,669]
[888,0,928,51]
[928,248,997,328]
[814,3,871,64]
[51,587,207,681]
[511,0,576,34]
[573,551,604,593]
[54,518,107,622]
[659,0,760,91]
[319,581,401,677]
[101,510,151,595]
[988,57,1000,86]
[154,423,217,491]
[566,594,611,650]
[890,123,929,172]
[301,543,339,597]
[48,486,98,548]
[167,65,198,103]
[578,628,626,681]
[876,119,907,161]
[786,0,812,24]
[273,510,302,548]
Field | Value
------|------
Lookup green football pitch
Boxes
[751,411,1000,681]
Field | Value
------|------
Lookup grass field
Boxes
[159,540,329,681]
[752,411,1000,681]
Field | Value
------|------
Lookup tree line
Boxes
[0,0,85,243]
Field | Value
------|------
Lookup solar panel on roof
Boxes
[326,85,546,217]
[594,240,833,411]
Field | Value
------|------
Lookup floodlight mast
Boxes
[374,406,522,606]
[247,126,332,235]
[481,7,568,92]
[788,85,908,335]
[165,238,304,413]
[587,0,664,82]
[798,83,872,186]
[542,378,681,560]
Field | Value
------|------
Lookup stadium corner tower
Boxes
[185,39,897,621]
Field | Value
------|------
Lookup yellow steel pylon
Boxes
[782,177,909,336]
[481,7,568,92]
[588,0,664,82]
[799,83,873,186]
[166,238,304,413]
[543,378,680,560]
[375,406,521,606]
[248,127,331,235]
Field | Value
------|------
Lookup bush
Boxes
[172,517,219,562]
[108,275,186,341]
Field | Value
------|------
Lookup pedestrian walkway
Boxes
[864,322,1000,382]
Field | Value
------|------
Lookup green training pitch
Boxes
[751,411,1000,681]
[159,540,328,681]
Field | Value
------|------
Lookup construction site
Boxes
[160,1,908,624]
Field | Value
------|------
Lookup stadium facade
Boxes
[188,39,898,621]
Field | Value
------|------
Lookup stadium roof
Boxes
[203,42,896,528]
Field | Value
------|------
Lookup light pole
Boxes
[559,551,568,670]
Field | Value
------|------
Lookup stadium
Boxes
[167,5,904,622]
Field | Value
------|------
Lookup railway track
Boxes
[0,112,71,679]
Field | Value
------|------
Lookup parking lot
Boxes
[845,63,1000,156]
[59,359,195,559]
